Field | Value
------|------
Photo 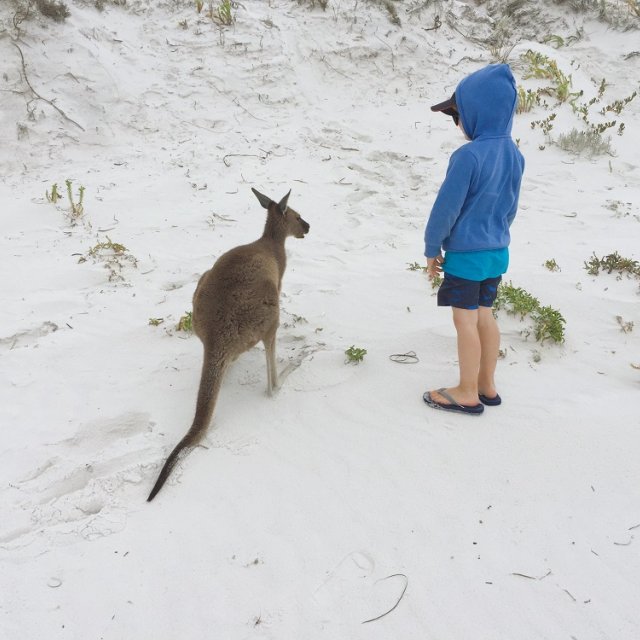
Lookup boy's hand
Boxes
[426,254,444,279]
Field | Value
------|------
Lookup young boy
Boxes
[423,63,525,416]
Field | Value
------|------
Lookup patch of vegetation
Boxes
[521,50,581,105]
[616,315,634,333]
[494,282,566,344]
[149,318,165,327]
[177,311,193,332]
[556,128,613,156]
[79,237,138,283]
[35,0,70,21]
[45,179,86,223]
[45,182,61,204]
[584,252,640,278]
[296,0,328,9]
[345,345,367,364]
[543,259,561,272]
[214,0,234,26]
[407,262,442,289]
[65,179,85,220]
[518,50,636,156]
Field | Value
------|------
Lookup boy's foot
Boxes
[423,388,484,416]
[479,393,502,406]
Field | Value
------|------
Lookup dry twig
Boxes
[362,573,408,624]
[13,43,85,131]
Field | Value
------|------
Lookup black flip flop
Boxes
[479,393,502,406]
[423,388,484,416]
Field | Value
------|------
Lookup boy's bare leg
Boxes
[430,307,481,406]
[477,306,500,398]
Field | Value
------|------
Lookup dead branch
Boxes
[13,42,85,132]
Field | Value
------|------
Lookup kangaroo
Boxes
[147,188,310,501]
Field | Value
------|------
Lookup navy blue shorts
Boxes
[437,273,502,310]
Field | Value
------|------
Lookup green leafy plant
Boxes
[584,252,640,278]
[407,261,427,272]
[599,90,637,116]
[520,50,581,105]
[177,311,193,332]
[531,306,566,344]
[530,113,557,137]
[345,345,367,364]
[149,318,165,326]
[543,258,561,272]
[65,179,85,220]
[215,0,233,25]
[46,183,61,203]
[517,87,546,114]
[493,282,565,344]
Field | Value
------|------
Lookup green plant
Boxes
[493,282,565,344]
[65,179,85,219]
[177,311,193,332]
[215,0,233,25]
[599,90,638,116]
[407,261,426,272]
[584,251,640,277]
[430,274,443,290]
[530,113,557,137]
[544,258,561,272]
[494,283,540,319]
[149,318,165,326]
[345,345,367,364]
[531,305,566,344]
[520,50,581,105]
[517,86,546,114]
[46,183,61,203]
[79,236,138,283]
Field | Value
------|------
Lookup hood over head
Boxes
[454,63,518,140]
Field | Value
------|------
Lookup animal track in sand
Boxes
[0,413,157,551]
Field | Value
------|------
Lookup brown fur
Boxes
[147,188,310,501]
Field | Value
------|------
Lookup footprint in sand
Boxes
[0,413,157,551]
[0,321,59,351]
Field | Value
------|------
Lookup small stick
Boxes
[511,570,551,581]
[362,574,408,624]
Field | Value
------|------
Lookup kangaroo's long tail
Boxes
[147,352,226,502]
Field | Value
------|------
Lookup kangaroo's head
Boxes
[252,187,310,239]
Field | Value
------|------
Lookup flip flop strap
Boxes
[436,387,463,408]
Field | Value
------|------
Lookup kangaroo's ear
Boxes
[252,187,272,210]
[277,189,291,215]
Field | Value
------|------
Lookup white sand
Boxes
[1,1,639,637]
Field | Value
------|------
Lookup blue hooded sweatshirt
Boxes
[424,64,525,269]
